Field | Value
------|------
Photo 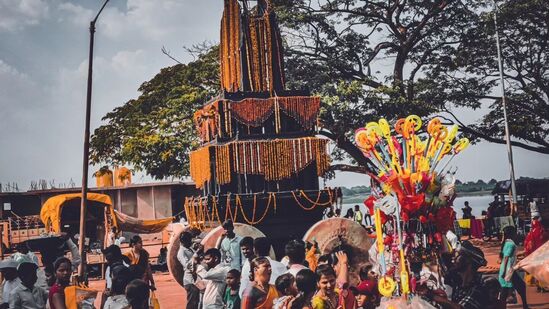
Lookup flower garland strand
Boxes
[236,193,275,225]
[189,146,211,188]
[215,145,232,186]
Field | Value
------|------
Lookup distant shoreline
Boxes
[342,190,492,204]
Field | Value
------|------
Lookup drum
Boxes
[303,217,374,285]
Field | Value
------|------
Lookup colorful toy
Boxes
[356,116,470,300]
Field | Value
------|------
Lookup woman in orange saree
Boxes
[124,235,156,290]
[242,257,279,309]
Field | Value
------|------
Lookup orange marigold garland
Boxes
[215,145,231,186]
[227,96,320,130]
[189,146,211,188]
[220,0,242,92]
[230,98,275,127]
[278,96,320,129]
[228,138,330,181]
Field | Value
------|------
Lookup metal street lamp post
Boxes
[492,0,518,209]
[78,0,110,281]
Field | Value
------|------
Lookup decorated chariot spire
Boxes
[220,0,285,93]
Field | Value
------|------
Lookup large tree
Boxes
[90,47,219,179]
[91,0,549,179]
[276,0,549,167]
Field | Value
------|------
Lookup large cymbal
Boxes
[167,222,275,288]
[303,217,374,285]
[166,223,189,287]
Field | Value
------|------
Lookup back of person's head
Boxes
[502,225,517,240]
[354,205,360,210]
[222,219,234,230]
[253,237,271,257]
[318,254,333,266]
[482,276,501,301]
[179,231,193,248]
[204,248,221,260]
[285,240,305,264]
[129,235,142,247]
[291,269,317,309]
[125,279,150,309]
[296,269,317,293]
[240,236,254,248]
[103,245,123,263]
[111,265,134,295]
[459,241,487,270]
[499,225,518,258]
[16,242,29,254]
[359,263,373,281]
[275,273,295,295]
[17,262,38,287]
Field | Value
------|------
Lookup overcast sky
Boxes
[0,0,548,191]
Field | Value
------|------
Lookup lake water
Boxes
[340,194,492,219]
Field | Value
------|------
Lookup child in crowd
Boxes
[125,279,150,309]
[353,280,379,309]
[291,269,317,309]
[224,269,241,309]
[273,273,298,309]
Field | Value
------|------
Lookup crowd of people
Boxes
[324,205,372,227]
[169,219,540,309]
[0,231,160,309]
[175,219,373,309]
[0,207,546,309]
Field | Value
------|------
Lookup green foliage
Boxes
[90,47,220,179]
[443,0,549,154]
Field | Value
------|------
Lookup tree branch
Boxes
[161,46,183,64]
[330,164,370,174]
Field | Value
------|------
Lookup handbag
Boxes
[65,284,99,309]
[150,291,160,309]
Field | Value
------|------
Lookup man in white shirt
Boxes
[0,260,20,309]
[239,237,286,298]
[194,248,230,309]
[9,263,47,309]
[217,220,242,271]
[177,231,199,309]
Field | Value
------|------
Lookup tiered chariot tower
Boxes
[187,0,336,255]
